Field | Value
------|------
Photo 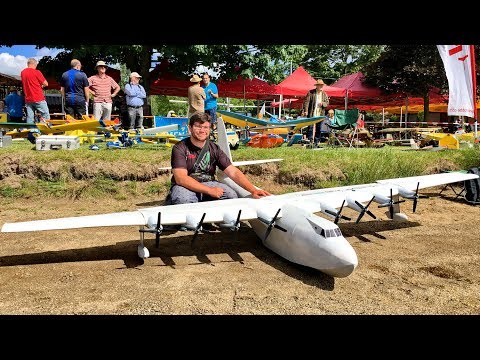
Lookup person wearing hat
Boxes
[187,74,206,119]
[4,86,25,122]
[88,60,121,122]
[124,71,147,130]
[302,79,330,143]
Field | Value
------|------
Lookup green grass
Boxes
[1,140,480,199]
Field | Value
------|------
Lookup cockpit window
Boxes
[321,228,343,238]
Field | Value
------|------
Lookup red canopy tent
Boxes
[150,73,278,100]
[274,66,345,97]
[329,71,403,107]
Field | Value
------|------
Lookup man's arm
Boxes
[138,85,147,98]
[111,79,121,98]
[172,168,224,198]
[303,92,310,115]
[223,165,271,199]
[84,86,90,102]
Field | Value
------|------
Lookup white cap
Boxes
[130,72,142,78]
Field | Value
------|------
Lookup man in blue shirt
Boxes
[201,72,219,128]
[4,87,25,122]
[124,72,147,130]
[60,59,90,119]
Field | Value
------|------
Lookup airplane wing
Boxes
[2,171,476,233]
[0,122,38,129]
[218,110,325,131]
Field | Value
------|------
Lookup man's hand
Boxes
[207,187,225,199]
[251,189,271,199]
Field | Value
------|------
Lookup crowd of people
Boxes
[2,58,147,129]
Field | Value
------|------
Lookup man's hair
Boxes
[71,59,81,68]
[27,58,37,66]
[189,111,211,127]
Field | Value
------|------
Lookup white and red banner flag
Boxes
[437,45,477,119]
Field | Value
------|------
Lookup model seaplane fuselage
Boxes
[1,118,478,278]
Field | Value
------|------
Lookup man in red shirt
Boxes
[20,58,50,124]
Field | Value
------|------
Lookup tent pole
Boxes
[400,107,402,128]
[382,108,385,126]
[279,94,283,118]
[405,96,409,127]
[243,82,246,114]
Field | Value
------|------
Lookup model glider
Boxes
[1,118,477,278]
[217,110,326,132]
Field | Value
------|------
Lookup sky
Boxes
[0,45,62,77]
[0,45,210,78]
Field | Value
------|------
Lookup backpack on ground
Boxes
[464,167,480,204]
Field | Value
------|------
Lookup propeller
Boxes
[403,182,429,213]
[191,213,207,245]
[378,188,406,219]
[259,208,287,241]
[219,210,243,241]
[355,196,377,224]
[324,200,351,224]
[138,212,163,248]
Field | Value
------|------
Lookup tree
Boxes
[362,45,448,122]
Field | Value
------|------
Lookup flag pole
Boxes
[470,45,478,141]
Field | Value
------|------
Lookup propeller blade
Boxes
[264,226,273,241]
[355,196,376,223]
[324,200,351,224]
[264,208,282,241]
[355,211,366,224]
[234,210,242,241]
[234,210,242,230]
[191,213,207,245]
[155,212,162,248]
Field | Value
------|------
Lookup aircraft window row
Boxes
[321,228,342,238]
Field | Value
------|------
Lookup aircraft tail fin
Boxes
[216,116,232,162]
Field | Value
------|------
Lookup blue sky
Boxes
[0,45,62,77]
[0,45,216,78]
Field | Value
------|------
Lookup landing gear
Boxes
[138,212,163,259]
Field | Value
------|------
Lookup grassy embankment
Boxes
[1,140,479,200]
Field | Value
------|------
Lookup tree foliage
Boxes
[36,45,385,92]
[362,45,449,121]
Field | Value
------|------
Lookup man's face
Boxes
[202,75,210,85]
[97,65,106,74]
[190,122,211,141]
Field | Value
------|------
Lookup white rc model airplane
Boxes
[1,118,478,278]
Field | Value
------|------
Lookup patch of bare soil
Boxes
[1,181,479,315]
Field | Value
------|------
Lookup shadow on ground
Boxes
[0,224,335,290]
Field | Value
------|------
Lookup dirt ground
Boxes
[0,184,479,315]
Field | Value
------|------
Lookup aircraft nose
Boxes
[323,245,358,278]
[325,263,357,278]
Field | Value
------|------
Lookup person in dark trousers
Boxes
[124,72,146,130]
[169,111,271,205]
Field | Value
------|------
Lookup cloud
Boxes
[0,47,63,77]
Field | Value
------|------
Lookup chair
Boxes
[328,108,360,147]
